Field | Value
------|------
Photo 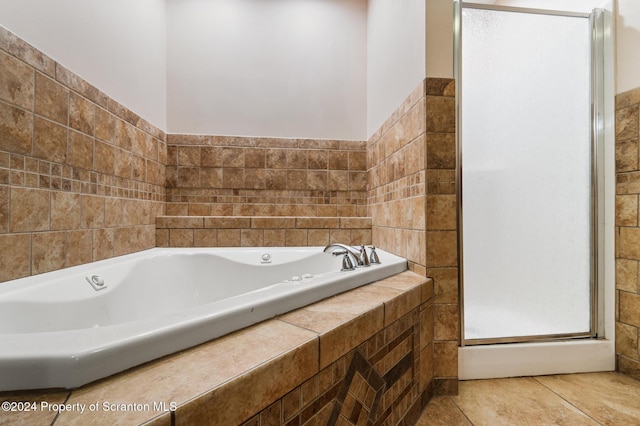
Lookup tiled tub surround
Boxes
[166,135,368,217]
[0,26,167,283]
[368,78,457,394]
[0,272,433,426]
[156,216,372,247]
[616,86,640,380]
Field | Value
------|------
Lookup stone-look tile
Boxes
[66,229,93,267]
[95,106,115,143]
[174,328,318,426]
[616,259,638,292]
[0,186,8,233]
[426,96,455,134]
[0,102,33,155]
[416,396,470,426]
[10,187,49,232]
[204,217,250,229]
[295,217,338,229]
[68,130,94,170]
[51,191,81,230]
[426,231,458,267]
[252,216,296,229]
[616,194,638,226]
[241,229,263,246]
[69,92,95,135]
[434,304,459,341]
[81,195,105,229]
[620,291,640,327]
[0,233,31,281]
[534,373,640,425]
[32,231,66,274]
[426,133,456,170]
[616,138,639,172]
[285,229,307,246]
[616,104,639,141]
[33,117,67,163]
[616,87,640,110]
[453,377,598,426]
[93,228,114,261]
[156,216,203,229]
[429,267,459,304]
[56,321,317,426]
[433,342,458,378]
[194,229,217,247]
[426,195,456,230]
[619,355,640,380]
[218,229,241,246]
[616,322,639,359]
[177,146,200,167]
[620,227,640,260]
[35,72,68,125]
[94,141,115,175]
[169,229,193,247]
[0,50,35,110]
[308,229,330,246]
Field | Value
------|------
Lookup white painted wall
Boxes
[367,0,426,137]
[166,0,367,140]
[616,0,640,93]
[0,0,167,130]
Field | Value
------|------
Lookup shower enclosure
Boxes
[456,2,613,376]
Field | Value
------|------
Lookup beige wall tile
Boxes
[297,217,339,229]
[0,50,35,109]
[10,187,49,232]
[263,229,286,246]
[193,229,217,247]
[433,341,458,377]
[205,217,250,229]
[241,229,263,247]
[0,102,33,155]
[69,92,95,136]
[35,73,68,125]
[285,229,308,246]
[51,191,80,230]
[218,229,241,247]
[169,229,194,247]
[434,304,459,341]
[0,185,7,233]
[616,322,639,359]
[66,229,93,267]
[620,228,640,261]
[617,259,639,293]
[0,233,31,281]
[252,217,296,229]
[617,195,638,226]
[429,267,459,304]
[616,104,639,141]
[427,231,458,267]
[32,231,66,274]
[81,195,105,229]
[93,228,114,261]
[620,291,640,328]
[616,139,639,172]
[33,117,67,164]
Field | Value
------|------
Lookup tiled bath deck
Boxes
[418,372,640,425]
[0,271,433,425]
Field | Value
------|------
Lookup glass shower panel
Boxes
[461,7,592,341]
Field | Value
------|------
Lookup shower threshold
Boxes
[458,339,614,380]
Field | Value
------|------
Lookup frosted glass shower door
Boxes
[461,6,593,342]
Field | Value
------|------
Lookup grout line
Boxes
[532,376,604,425]
[449,396,475,425]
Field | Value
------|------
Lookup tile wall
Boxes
[156,216,372,247]
[615,86,640,380]
[0,27,167,283]
[368,78,458,394]
[166,135,368,217]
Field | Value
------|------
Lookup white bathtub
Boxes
[0,247,407,391]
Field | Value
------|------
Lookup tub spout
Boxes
[323,243,370,267]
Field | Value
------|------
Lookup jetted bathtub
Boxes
[0,247,407,391]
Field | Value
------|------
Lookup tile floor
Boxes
[418,372,640,425]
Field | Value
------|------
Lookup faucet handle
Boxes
[367,245,381,264]
[358,245,370,267]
